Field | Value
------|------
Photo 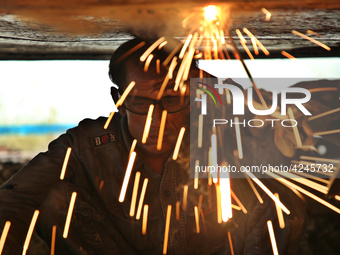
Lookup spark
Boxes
[140,37,166,62]
[156,72,171,100]
[267,220,279,255]
[119,151,137,202]
[231,190,247,214]
[168,56,178,79]
[277,171,328,194]
[289,169,330,184]
[211,134,218,183]
[227,231,235,255]
[236,29,254,60]
[335,195,340,201]
[51,225,56,255]
[156,59,161,74]
[306,30,323,38]
[309,87,337,93]
[215,183,222,223]
[194,160,199,189]
[104,81,136,129]
[115,41,146,64]
[63,192,77,239]
[220,172,233,221]
[261,8,272,21]
[130,171,141,217]
[234,117,244,159]
[194,206,200,233]
[158,41,168,50]
[243,28,270,55]
[60,147,72,180]
[281,51,296,59]
[142,105,155,144]
[157,110,168,150]
[208,147,213,186]
[292,30,331,51]
[136,178,149,220]
[23,210,40,255]
[245,172,290,215]
[172,127,186,160]
[142,205,149,235]
[129,139,137,157]
[163,42,182,67]
[266,171,340,214]
[300,156,340,165]
[0,221,11,255]
[308,107,340,121]
[251,37,259,55]
[163,205,172,255]
[198,114,203,148]
[287,108,302,147]
[144,54,154,72]
[182,185,188,211]
[176,201,180,220]
[179,34,193,59]
[98,180,105,193]
[314,129,340,136]
[225,88,231,104]
[245,174,264,204]
[231,204,241,210]
[274,193,285,229]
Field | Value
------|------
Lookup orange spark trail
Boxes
[194,160,199,189]
[157,110,168,150]
[130,172,141,217]
[261,8,272,21]
[245,172,290,215]
[119,152,137,202]
[142,105,155,144]
[140,37,166,62]
[292,30,331,51]
[172,127,186,160]
[182,185,188,211]
[142,205,149,235]
[266,171,340,214]
[23,210,40,255]
[51,225,56,255]
[194,206,200,233]
[228,231,235,255]
[231,190,248,214]
[267,220,279,255]
[60,147,72,180]
[63,192,77,239]
[236,29,254,60]
[274,193,285,229]
[136,178,149,220]
[0,221,11,255]
[281,51,296,59]
[234,117,243,159]
[163,205,172,254]
[144,54,154,72]
[104,81,136,129]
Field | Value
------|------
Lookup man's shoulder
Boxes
[70,115,121,137]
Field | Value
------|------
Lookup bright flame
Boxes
[204,5,219,22]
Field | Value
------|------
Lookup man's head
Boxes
[109,37,197,158]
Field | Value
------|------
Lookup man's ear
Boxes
[110,86,127,116]
[110,86,119,104]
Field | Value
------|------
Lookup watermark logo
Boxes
[195,81,311,116]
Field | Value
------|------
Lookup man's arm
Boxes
[0,126,83,254]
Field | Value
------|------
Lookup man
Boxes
[0,36,309,255]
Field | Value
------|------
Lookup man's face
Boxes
[120,61,190,158]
